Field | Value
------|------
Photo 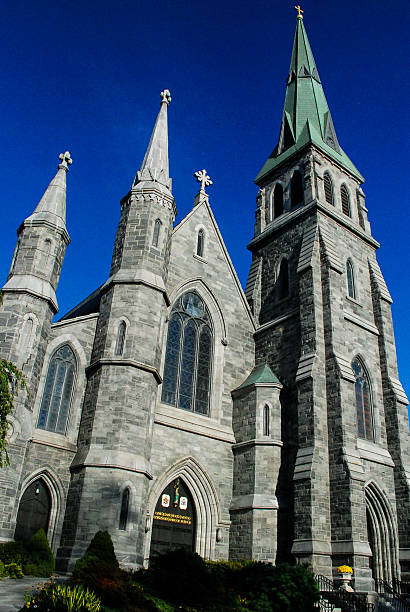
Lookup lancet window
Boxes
[346,259,356,299]
[272,184,284,219]
[323,172,334,205]
[290,171,304,207]
[37,345,77,434]
[153,218,162,248]
[161,292,213,416]
[341,184,351,217]
[263,405,270,436]
[197,229,204,257]
[119,488,130,531]
[352,357,374,441]
[115,321,126,356]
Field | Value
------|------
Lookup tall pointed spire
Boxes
[132,89,172,193]
[256,11,363,183]
[26,151,72,231]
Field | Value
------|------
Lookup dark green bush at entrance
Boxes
[24,528,55,577]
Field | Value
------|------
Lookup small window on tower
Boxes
[197,229,204,257]
[152,219,162,248]
[323,172,334,205]
[346,259,356,299]
[341,185,351,217]
[119,488,130,531]
[263,404,270,436]
[356,191,365,230]
[352,357,374,441]
[273,184,284,219]
[115,321,126,356]
[290,171,304,208]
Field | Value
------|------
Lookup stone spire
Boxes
[25,151,72,232]
[255,13,363,183]
[132,90,172,193]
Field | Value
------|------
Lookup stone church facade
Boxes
[0,14,409,591]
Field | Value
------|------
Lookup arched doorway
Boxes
[149,478,196,559]
[365,482,399,584]
[15,478,51,542]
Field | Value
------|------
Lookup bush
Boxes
[24,529,55,577]
[72,530,120,591]
[0,540,29,567]
[4,562,24,579]
[22,580,102,611]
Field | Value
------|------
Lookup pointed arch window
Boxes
[290,171,304,208]
[341,184,351,217]
[37,345,77,434]
[352,357,374,441]
[115,321,126,356]
[162,292,213,416]
[356,191,365,230]
[152,218,162,248]
[323,172,334,205]
[346,259,356,299]
[263,405,270,436]
[119,488,130,531]
[277,258,289,300]
[196,229,204,257]
[273,184,284,219]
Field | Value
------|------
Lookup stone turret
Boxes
[0,152,72,541]
[58,91,176,570]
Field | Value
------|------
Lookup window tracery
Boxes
[352,357,374,441]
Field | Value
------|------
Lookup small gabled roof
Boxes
[255,15,363,184]
[236,364,281,390]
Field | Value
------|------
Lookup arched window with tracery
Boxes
[323,172,334,205]
[352,357,374,441]
[277,258,289,300]
[152,218,162,248]
[272,184,284,219]
[341,184,351,217]
[161,292,213,416]
[346,259,356,299]
[290,171,303,208]
[115,321,126,356]
[37,345,77,434]
[119,488,130,531]
[196,229,204,257]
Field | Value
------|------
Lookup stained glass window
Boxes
[352,357,374,441]
[197,230,204,257]
[290,171,304,207]
[115,321,126,356]
[346,260,356,299]
[37,345,76,434]
[341,184,351,217]
[153,218,162,248]
[162,292,212,415]
[119,488,130,531]
[324,172,334,205]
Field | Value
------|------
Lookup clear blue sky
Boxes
[1,1,409,393]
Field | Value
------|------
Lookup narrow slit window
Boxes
[273,184,284,219]
[263,405,270,436]
[346,260,356,299]
[115,321,126,356]
[197,229,204,257]
[323,172,334,205]
[119,488,130,531]
[341,185,351,217]
[356,192,365,229]
[290,171,303,208]
[152,218,162,248]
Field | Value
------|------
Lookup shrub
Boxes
[22,580,102,611]
[4,562,24,579]
[0,540,29,567]
[24,529,55,577]
[0,559,5,577]
[72,530,120,591]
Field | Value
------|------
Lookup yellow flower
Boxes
[337,565,353,574]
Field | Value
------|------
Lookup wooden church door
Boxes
[15,478,51,542]
[149,478,196,559]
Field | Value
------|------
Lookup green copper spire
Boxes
[255,12,363,183]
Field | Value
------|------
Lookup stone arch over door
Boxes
[144,457,222,565]
[14,468,64,552]
[365,481,400,584]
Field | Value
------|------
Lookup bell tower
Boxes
[245,10,410,588]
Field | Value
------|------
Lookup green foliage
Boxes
[24,528,55,577]
[4,561,24,579]
[72,530,120,591]
[0,540,30,566]
[23,580,102,611]
[0,357,26,467]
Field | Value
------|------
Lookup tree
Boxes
[0,292,26,467]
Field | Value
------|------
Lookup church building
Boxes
[0,11,409,592]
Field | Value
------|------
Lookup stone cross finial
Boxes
[160,89,172,105]
[194,169,213,193]
[58,151,72,170]
[294,4,304,19]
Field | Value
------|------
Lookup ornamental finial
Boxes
[294,5,304,19]
[58,151,72,170]
[160,89,171,105]
[194,169,213,193]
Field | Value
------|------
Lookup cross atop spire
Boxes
[132,90,172,192]
[294,5,303,19]
[194,169,213,194]
[58,151,72,171]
